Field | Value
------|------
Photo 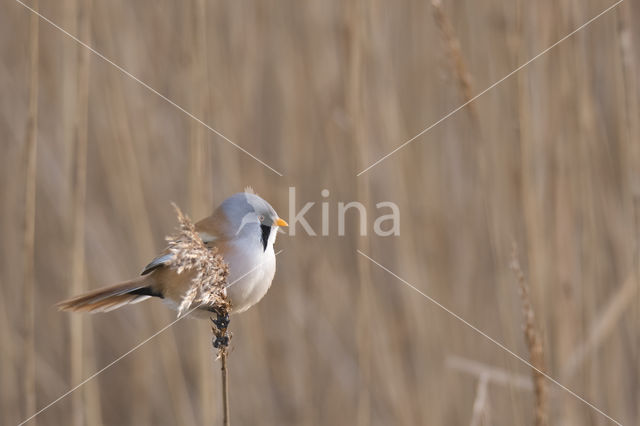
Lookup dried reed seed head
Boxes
[166,203,230,317]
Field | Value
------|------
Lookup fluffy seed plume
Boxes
[166,203,230,317]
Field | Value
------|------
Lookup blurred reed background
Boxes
[2,0,639,424]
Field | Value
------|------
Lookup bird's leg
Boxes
[211,312,231,349]
[213,311,230,329]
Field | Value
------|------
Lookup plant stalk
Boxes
[220,350,229,426]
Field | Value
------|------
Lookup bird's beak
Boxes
[275,217,288,227]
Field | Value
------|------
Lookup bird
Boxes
[57,190,287,317]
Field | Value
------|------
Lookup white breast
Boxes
[224,230,277,314]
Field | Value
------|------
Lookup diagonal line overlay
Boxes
[356,0,624,176]
[14,0,284,176]
[18,250,284,425]
[357,249,622,425]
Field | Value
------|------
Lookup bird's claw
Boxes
[211,312,231,348]
[211,312,230,330]
[212,335,230,348]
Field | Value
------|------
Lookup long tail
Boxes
[57,276,161,313]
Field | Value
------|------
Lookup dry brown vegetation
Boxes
[511,245,547,426]
[2,0,639,425]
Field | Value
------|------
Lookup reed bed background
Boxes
[2,0,639,424]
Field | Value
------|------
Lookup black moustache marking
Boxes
[260,224,271,251]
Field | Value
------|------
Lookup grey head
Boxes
[217,192,287,250]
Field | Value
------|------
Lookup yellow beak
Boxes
[275,217,288,227]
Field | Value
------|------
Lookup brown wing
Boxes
[141,216,224,276]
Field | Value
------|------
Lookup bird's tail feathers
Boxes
[57,276,160,313]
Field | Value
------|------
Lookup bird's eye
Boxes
[259,215,265,222]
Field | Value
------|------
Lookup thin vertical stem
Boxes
[23,0,39,421]
[347,0,372,424]
[69,1,93,424]
[220,351,230,426]
[511,246,548,426]
[211,314,231,426]
[430,0,478,122]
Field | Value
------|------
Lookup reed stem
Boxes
[211,313,230,426]
[220,351,230,426]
